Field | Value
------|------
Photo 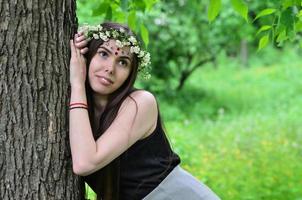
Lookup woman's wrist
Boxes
[71,83,86,92]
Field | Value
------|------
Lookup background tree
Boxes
[0,0,80,199]
[139,0,255,91]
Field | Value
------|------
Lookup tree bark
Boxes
[0,0,80,199]
[176,57,215,91]
[240,39,248,67]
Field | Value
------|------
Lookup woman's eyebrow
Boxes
[98,46,112,54]
[119,55,131,61]
[99,46,132,60]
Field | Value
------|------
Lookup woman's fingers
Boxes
[74,33,89,54]
[77,31,84,36]
[80,47,89,54]
[75,39,88,49]
[70,39,83,60]
[75,34,86,42]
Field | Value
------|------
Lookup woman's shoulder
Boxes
[120,89,158,115]
[118,90,158,138]
[129,89,157,104]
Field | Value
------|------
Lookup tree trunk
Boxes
[0,0,80,199]
[176,57,215,91]
[240,39,248,67]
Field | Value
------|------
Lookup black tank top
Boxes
[119,113,181,200]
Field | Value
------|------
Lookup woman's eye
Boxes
[119,60,129,67]
[98,51,108,58]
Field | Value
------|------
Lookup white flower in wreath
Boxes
[122,41,130,46]
[79,24,89,36]
[129,36,137,44]
[112,30,119,38]
[99,32,109,41]
[115,40,123,48]
[89,25,99,32]
[93,33,100,39]
[97,24,103,31]
[138,50,145,58]
[119,28,125,33]
[105,31,110,37]
[142,53,151,65]
[130,46,140,54]
[143,53,149,60]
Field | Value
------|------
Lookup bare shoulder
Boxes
[120,90,158,123]
[129,90,157,106]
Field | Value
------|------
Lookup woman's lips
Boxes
[96,75,114,86]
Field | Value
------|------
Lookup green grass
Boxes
[158,47,302,200]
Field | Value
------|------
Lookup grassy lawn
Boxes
[158,48,302,200]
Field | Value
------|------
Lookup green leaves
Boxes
[282,0,301,9]
[144,0,158,11]
[92,2,110,16]
[254,8,277,21]
[140,24,149,47]
[208,0,248,21]
[208,0,221,22]
[78,0,156,50]
[230,0,248,21]
[258,34,269,51]
[128,11,136,30]
[256,25,272,35]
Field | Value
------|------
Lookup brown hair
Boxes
[81,22,140,200]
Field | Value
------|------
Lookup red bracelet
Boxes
[69,102,88,107]
[69,106,88,111]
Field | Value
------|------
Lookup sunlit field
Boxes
[158,47,302,199]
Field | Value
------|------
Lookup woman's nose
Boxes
[104,58,115,74]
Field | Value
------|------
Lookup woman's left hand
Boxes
[74,32,89,54]
[69,38,87,88]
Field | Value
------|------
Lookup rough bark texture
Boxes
[0,0,80,199]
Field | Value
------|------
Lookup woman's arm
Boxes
[70,90,157,176]
[69,38,97,175]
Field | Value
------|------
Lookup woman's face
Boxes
[88,39,133,97]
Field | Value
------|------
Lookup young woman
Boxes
[69,22,220,200]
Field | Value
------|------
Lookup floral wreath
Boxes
[79,24,151,79]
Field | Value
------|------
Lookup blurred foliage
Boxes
[77,0,302,91]
[208,0,302,49]
[139,0,255,91]
[77,2,302,200]
[77,0,158,47]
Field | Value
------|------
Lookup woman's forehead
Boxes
[100,39,131,56]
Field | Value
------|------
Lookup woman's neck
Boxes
[93,94,108,110]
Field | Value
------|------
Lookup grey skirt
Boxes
[143,165,221,200]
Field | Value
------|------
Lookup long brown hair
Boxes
[81,22,140,200]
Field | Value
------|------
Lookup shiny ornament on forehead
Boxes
[105,41,130,56]
[115,47,120,55]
